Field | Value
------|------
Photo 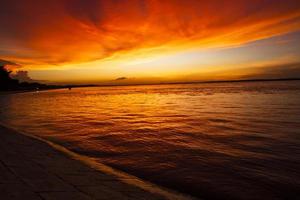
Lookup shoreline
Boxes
[77,77,300,87]
[1,78,299,95]
[0,123,198,200]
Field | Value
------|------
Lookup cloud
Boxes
[10,71,34,82]
[183,62,300,82]
[242,62,300,79]
[115,77,127,81]
[0,0,300,68]
[0,59,19,66]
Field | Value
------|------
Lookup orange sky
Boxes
[1,0,300,84]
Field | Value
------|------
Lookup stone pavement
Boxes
[0,125,196,200]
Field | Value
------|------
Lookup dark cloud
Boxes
[65,0,104,25]
[10,71,34,82]
[0,59,20,67]
[243,62,300,79]
[183,62,300,82]
[115,77,127,81]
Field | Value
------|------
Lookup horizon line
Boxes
[59,77,300,88]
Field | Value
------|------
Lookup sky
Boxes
[0,0,300,84]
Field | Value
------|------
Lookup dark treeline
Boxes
[0,65,96,91]
[0,65,50,91]
[0,65,19,90]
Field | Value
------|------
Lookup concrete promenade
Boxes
[0,125,196,200]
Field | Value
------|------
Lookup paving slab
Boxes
[0,183,42,200]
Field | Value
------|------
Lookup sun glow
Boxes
[1,0,300,83]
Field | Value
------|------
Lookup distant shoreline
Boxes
[1,78,299,94]
[85,77,300,88]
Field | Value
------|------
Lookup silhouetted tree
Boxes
[0,65,19,91]
[1,65,89,91]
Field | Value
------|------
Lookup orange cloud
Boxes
[1,0,300,68]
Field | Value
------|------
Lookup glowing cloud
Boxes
[1,0,300,69]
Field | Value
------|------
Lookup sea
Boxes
[1,80,300,200]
